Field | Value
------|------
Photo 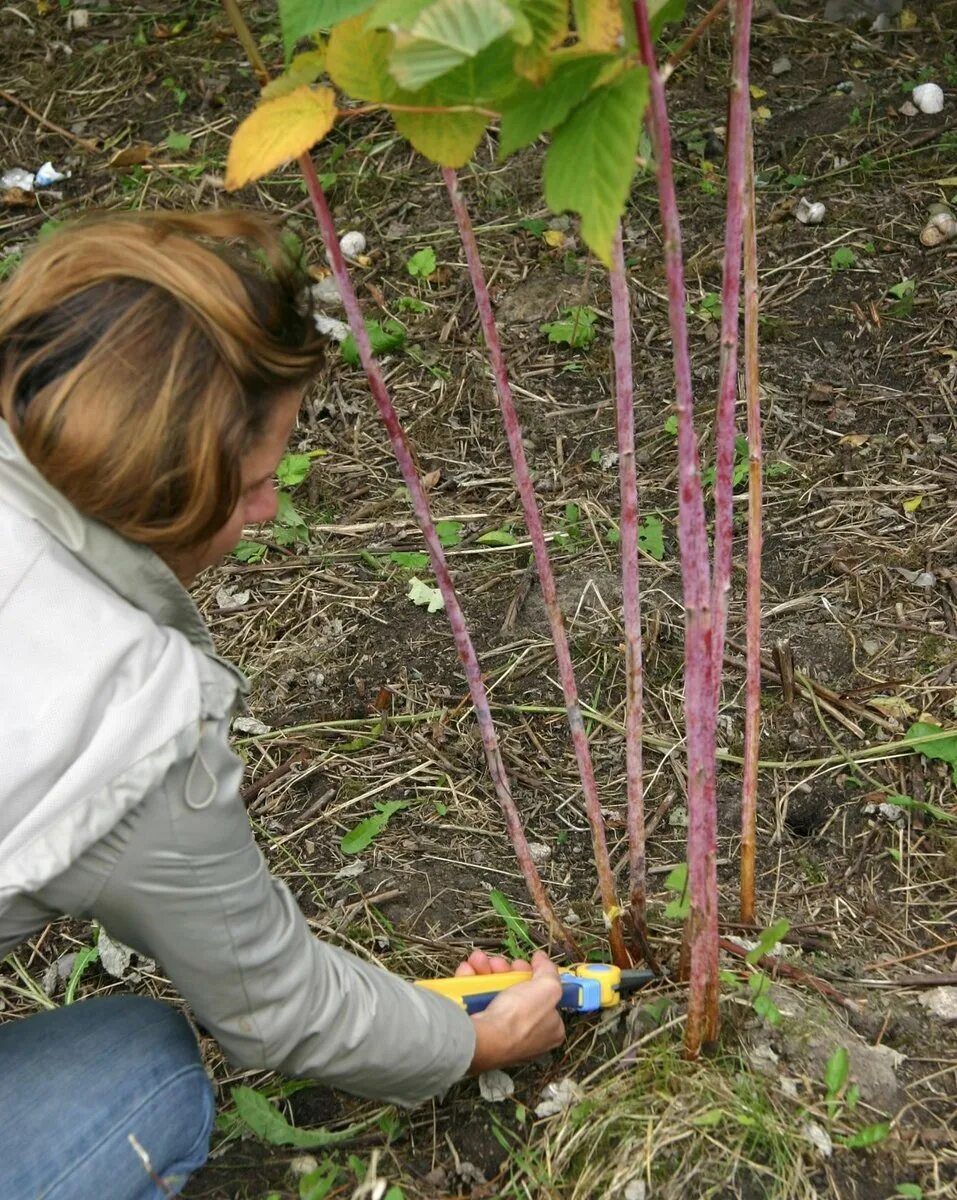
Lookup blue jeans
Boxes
[0,995,214,1199]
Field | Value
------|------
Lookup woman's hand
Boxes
[457,949,566,1075]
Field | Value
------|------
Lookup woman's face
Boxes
[174,389,302,586]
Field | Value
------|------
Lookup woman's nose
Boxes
[246,482,278,525]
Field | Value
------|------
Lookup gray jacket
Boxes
[0,419,474,1106]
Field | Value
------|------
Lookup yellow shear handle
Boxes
[415,963,622,1012]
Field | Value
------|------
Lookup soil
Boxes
[1,2,955,1199]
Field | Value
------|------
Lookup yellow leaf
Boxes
[749,84,766,99]
[327,14,393,102]
[392,108,487,168]
[899,7,918,28]
[543,229,564,247]
[260,49,328,101]
[226,87,337,190]
[868,696,917,719]
[902,495,923,512]
[839,433,870,447]
[573,0,622,50]
[755,105,772,122]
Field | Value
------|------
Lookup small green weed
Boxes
[405,246,437,278]
[540,306,598,348]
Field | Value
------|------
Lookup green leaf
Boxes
[397,295,429,312]
[517,216,548,235]
[540,305,598,347]
[745,918,791,965]
[663,862,690,920]
[300,1162,340,1200]
[277,452,312,487]
[830,246,856,270]
[275,490,307,531]
[387,0,516,90]
[905,722,957,784]
[691,1108,724,1127]
[327,13,394,101]
[887,278,915,300]
[513,0,568,76]
[544,66,649,264]
[232,540,267,563]
[341,318,407,365]
[478,528,518,545]
[638,513,664,560]
[165,131,192,152]
[390,551,430,569]
[824,1046,850,1099]
[232,1086,364,1146]
[882,791,956,825]
[435,519,463,546]
[64,943,100,1004]
[407,576,444,612]
[895,1185,923,1198]
[489,888,537,951]
[663,413,678,435]
[280,0,373,59]
[406,246,438,277]
[498,53,612,159]
[340,800,409,854]
[838,1122,890,1150]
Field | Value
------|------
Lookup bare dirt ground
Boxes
[1,2,955,1198]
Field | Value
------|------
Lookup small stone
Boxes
[338,230,367,258]
[528,841,552,865]
[912,82,944,115]
[215,586,250,611]
[66,8,90,31]
[899,99,919,116]
[624,1181,647,1200]
[771,55,792,75]
[918,986,957,1022]
[565,907,581,925]
[289,1156,319,1178]
[920,210,957,247]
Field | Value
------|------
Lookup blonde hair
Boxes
[0,211,325,551]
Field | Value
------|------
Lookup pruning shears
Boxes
[416,963,658,1016]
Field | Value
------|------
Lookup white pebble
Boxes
[338,230,366,258]
[898,99,919,117]
[795,196,826,225]
[912,82,944,115]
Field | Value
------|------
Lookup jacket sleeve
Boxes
[36,718,476,1108]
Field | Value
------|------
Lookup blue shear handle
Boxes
[460,977,603,1016]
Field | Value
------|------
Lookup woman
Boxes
[0,213,565,1199]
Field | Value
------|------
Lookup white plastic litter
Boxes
[795,196,826,224]
[310,276,342,308]
[803,1121,834,1159]
[232,716,271,736]
[35,161,70,186]
[1,162,71,192]
[338,230,367,258]
[912,83,944,114]
[66,8,91,31]
[313,313,350,342]
[863,801,905,823]
[1,168,35,191]
[534,1077,584,1118]
[478,1070,515,1102]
